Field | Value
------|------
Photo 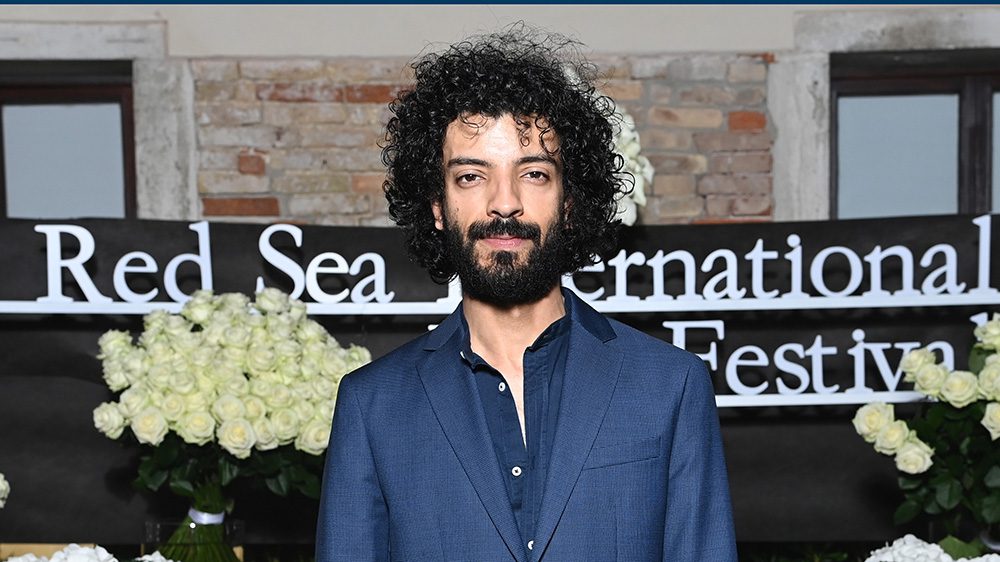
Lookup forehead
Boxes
[442,114,559,156]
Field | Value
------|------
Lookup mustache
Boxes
[467,218,542,244]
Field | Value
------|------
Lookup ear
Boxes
[432,199,444,231]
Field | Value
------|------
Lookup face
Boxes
[433,114,568,306]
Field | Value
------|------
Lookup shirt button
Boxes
[511,466,522,477]
[527,540,534,551]
[498,382,506,392]
[459,351,466,360]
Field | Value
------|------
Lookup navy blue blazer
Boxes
[316,290,736,561]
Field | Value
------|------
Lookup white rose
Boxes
[177,411,216,445]
[895,438,934,475]
[852,402,894,443]
[101,359,131,392]
[170,371,198,395]
[255,287,290,314]
[320,348,348,378]
[211,394,247,422]
[5,555,45,562]
[274,340,300,363]
[940,370,979,408]
[243,395,267,420]
[296,319,328,343]
[50,544,115,562]
[93,402,127,439]
[219,374,250,397]
[288,300,307,322]
[975,313,1000,350]
[157,392,187,423]
[315,399,335,423]
[184,391,213,414]
[979,363,1000,401]
[266,313,295,341]
[874,420,912,455]
[252,418,279,451]
[119,385,152,418]
[295,419,331,455]
[982,402,1000,440]
[249,378,274,399]
[264,384,294,409]
[145,362,173,391]
[181,289,216,325]
[293,400,316,423]
[122,349,149,385]
[914,363,949,398]
[218,292,250,312]
[222,325,252,349]
[270,408,300,444]
[345,345,372,370]
[900,348,936,381]
[98,330,133,360]
[312,377,337,401]
[217,418,256,459]
[246,343,277,375]
[0,472,9,508]
[291,381,316,402]
[130,407,169,446]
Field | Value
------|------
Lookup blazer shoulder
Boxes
[338,330,431,393]
[605,317,706,373]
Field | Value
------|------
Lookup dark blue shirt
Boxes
[458,306,570,552]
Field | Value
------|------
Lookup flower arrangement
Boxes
[93,288,370,562]
[853,313,1000,555]
[610,109,653,226]
[865,534,1000,562]
[5,544,177,562]
[0,472,8,508]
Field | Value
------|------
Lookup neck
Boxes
[463,283,565,367]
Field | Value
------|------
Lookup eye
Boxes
[524,170,549,182]
[455,173,483,186]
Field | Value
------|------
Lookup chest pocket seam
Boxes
[582,436,661,470]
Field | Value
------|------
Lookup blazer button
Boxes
[511,466,522,477]
[498,382,506,392]
[527,540,534,551]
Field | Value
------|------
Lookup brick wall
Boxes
[192,53,772,226]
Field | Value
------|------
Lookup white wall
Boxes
[0,5,918,57]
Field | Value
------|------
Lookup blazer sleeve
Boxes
[315,376,390,562]
[662,359,738,561]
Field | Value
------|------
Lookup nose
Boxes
[488,176,523,220]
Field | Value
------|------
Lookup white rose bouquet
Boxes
[853,314,1000,558]
[610,109,652,226]
[93,289,370,562]
[0,471,9,508]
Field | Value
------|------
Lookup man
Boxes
[317,28,736,561]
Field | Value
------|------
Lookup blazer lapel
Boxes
[530,300,623,561]
[417,316,528,562]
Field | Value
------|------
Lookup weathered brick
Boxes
[238,150,267,176]
[693,131,772,152]
[645,194,704,219]
[202,197,279,216]
[234,81,258,101]
[735,87,766,107]
[697,174,772,195]
[298,125,379,148]
[315,215,362,226]
[648,154,708,175]
[676,85,735,106]
[648,83,672,105]
[709,152,772,173]
[271,149,382,171]
[256,81,343,102]
[344,104,391,126]
[351,174,386,193]
[344,84,407,103]
[288,192,371,216]
[729,111,767,131]
[240,60,324,81]
[733,194,772,215]
[667,55,727,81]
[628,56,672,79]
[199,148,239,170]
[602,80,643,101]
[324,57,413,83]
[199,125,296,148]
[640,129,692,150]
[359,214,395,227]
[591,56,632,79]
[273,172,350,193]
[198,171,270,194]
[195,103,262,126]
[648,107,724,129]
[652,175,695,196]
[262,102,346,125]
[191,60,238,82]
[196,81,239,103]
[727,60,767,83]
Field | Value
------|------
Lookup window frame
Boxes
[829,49,1000,219]
[0,61,136,219]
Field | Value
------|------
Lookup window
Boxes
[0,61,135,219]
[831,49,1000,219]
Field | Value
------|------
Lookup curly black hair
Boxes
[382,25,628,283]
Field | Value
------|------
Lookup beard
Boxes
[444,213,568,307]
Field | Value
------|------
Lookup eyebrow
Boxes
[445,154,560,169]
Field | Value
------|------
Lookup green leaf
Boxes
[152,436,181,468]
[266,473,290,497]
[219,457,240,486]
[982,494,1000,523]
[169,477,195,497]
[939,535,985,559]
[971,345,990,375]
[960,436,973,456]
[936,478,963,510]
[986,466,1000,489]
[894,499,921,524]
[898,476,923,491]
